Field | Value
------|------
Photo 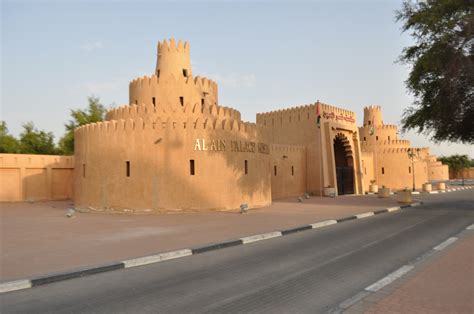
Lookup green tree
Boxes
[439,154,471,183]
[19,122,57,155]
[58,96,106,154]
[396,0,473,143]
[0,121,21,153]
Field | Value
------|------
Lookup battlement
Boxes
[256,101,356,125]
[76,116,263,137]
[360,139,410,147]
[156,38,192,78]
[359,124,398,134]
[363,105,382,112]
[129,74,218,93]
[363,105,383,127]
[105,101,241,121]
[158,38,190,54]
[378,147,430,154]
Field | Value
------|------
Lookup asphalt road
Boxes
[1,190,473,314]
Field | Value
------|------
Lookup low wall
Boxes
[0,154,74,202]
[450,167,474,179]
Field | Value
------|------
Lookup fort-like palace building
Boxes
[0,39,448,209]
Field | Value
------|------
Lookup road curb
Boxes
[0,201,423,294]
[364,185,473,195]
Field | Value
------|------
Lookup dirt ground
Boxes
[1,195,401,281]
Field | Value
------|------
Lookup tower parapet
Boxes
[129,39,219,110]
[156,38,192,78]
[363,105,383,127]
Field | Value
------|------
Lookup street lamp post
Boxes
[407,148,420,192]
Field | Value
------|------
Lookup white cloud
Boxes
[80,41,103,53]
[207,73,256,88]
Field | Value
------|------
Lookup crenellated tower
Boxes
[129,38,218,109]
[363,105,383,127]
[155,38,192,78]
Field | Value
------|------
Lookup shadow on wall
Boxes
[0,154,74,202]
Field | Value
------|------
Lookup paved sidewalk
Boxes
[1,195,400,281]
[346,231,474,314]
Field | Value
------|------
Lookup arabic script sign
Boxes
[322,111,355,123]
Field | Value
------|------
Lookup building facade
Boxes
[359,105,449,190]
[0,39,449,207]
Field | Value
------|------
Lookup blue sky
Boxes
[1,0,472,157]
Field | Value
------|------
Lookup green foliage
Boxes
[19,122,57,155]
[396,0,473,143]
[0,121,21,153]
[439,154,471,174]
[58,96,106,154]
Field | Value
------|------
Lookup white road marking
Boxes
[412,191,420,195]
[466,224,474,230]
[310,219,338,229]
[365,265,414,292]
[0,279,32,293]
[356,212,374,219]
[433,237,458,251]
[123,249,192,268]
[429,191,438,194]
[387,206,400,212]
[240,231,282,244]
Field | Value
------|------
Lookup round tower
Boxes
[363,105,383,127]
[155,38,192,78]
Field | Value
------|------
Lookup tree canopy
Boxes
[0,121,21,153]
[0,96,107,155]
[58,96,106,154]
[18,122,57,155]
[396,0,473,143]
[439,154,471,174]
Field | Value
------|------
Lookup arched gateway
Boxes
[333,133,354,195]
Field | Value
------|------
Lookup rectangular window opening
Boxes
[409,166,411,174]
[180,96,184,106]
[376,136,379,141]
[156,70,160,77]
[244,160,248,175]
[388,136,391,141]
[364,137,366,141]
[126,161,130,177]
[190,160,195,175]
[183,69,188,77]
[201,98,204,105]
[291,166,294,176]
[382,167,385,175]
[274,165,277,176]
[152,97,156,106]
[135,100,138,105]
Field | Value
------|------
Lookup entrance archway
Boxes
[333,134,354,195]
